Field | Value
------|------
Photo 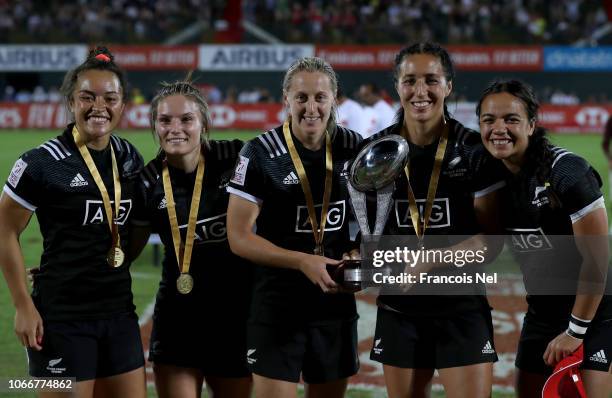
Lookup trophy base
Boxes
[327,259,363,292]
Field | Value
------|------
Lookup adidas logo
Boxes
[590,349,608,364]
[482,340,495,354]
[283,172,299,185]
[373,338,383,355]
[247,348,257,364]
[70,173,88,187]
[158,197,167,209]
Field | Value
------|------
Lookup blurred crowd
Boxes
[0,0,218,44]
[3,83,609,106]
[0,0,608,45]
[3,85,61,103]
[246,0,609,45]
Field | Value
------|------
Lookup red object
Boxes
[94,53,111,62]
[538,105,611,133]
[0,102,610,132]
[542,345,587,398]
[106,45,198,70]
[315,45,543,71]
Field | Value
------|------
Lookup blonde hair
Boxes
[282,57,338,133]
[150,77,211,142]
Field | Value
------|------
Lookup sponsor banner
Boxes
[538,105,611,133]
[0,45,88,71]
[450,46,542,71]
[450,102,611,133]
[198,45,314,71]
[316,45,400,70]
[1,103,609,132]
[544,46,612,71]
[120,103,286,130]
[316,45,542,71]
[111,45,198,70]
[0,103,68,129]
[0,103,285,130]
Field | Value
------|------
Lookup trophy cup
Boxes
[340,135,410,289]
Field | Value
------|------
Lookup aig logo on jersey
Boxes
[395,198,451,228]
[83,199,133,226]
[508,227,553,252]
[295,200,346,233]
[180,213,227,244]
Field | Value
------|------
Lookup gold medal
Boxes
[107,246,125,268]
[162,153,205,294]
[402,121,448,243]
[282,120,332,256]
[176,273,194,294]
[72,126,124,268]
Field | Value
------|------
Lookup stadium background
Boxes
[1,1,612,397]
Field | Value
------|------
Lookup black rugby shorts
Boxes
[370,306,498,368]
[246,318,359,383]
[516,315,612,374]
[148,308,250,377]
[27,312,144,381]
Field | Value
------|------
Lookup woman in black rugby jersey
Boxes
[138,80,252,398]
[0,47,146,397]
[366,42,504,398]
[226,57,362,398]
[477,80,612,397]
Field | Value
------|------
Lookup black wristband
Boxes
[565,328,585,340]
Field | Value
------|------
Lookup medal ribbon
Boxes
[162,153,204,276]
[402,122,449,243]
[72,126,122,251]
[282,120,333,254]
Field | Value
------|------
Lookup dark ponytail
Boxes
[477,80,553,185]
[60,46,128,105]
[393,42,455,120]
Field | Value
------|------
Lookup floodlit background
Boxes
[1,1,612,396]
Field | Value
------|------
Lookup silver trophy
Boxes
[342,135,410,287]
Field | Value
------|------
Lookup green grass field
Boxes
[0,129,607,397]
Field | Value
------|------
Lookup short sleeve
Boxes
[550,154,603,222]
[130,176,150,227]
[227,140,265,205]
[135,159,161,226]
[467,145,506,198]
[3,150,44,211]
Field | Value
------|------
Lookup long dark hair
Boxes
[60,46,128,107]
[393,42,455,123]
[476,80,553,185]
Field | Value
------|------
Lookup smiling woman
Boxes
[477,80,612,398]
[0,46,146,398]
[361,42,506,398]
[226,57,362,398]
[134,80,253,398]
[63,69,125,150]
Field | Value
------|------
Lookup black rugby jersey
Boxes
[140,140,251,317]
[367,118,505,316]
[3,124,144,321]
[227,124,361,325]
[501,146,612,321]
